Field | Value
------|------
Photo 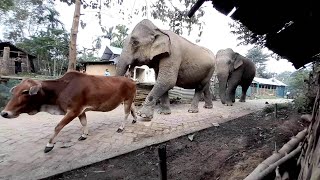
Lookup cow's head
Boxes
[1,79,43,118]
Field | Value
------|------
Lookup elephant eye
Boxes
[132,40,139,46]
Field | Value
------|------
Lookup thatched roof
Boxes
[188,0,320,69]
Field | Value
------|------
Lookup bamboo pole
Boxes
[244,128,307,180]
[255,145,302,180]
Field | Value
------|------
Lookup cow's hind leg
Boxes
[78,112,89,141]
[44,111,79,153]
[131,104,137,124]
[117,100,132,133]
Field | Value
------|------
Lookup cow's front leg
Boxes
[78,112,88,141]
[44,111,79,153]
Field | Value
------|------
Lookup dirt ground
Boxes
[44,104,307,180]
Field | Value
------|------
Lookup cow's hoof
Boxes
[204,104,213,109]
[117,128,124,133]
[132,119,137,124]
[157,107,171,115]
[239,99,245,102]
[226,103,233,106]
[44,146,54,153]
[188,108,199,113]
[78,135,87,141]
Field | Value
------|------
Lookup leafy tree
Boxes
[287,69,309,95]
[1,0,64,42]
[229,21,282,60]
[16,28,70,76]
[245,47,270,78]
[58,0,205,39]
[275,71,292,85]
[0,0,14,14]
[110,24,129,48]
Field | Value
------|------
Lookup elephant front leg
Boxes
[137,83,173,119]
[158,91,171,115]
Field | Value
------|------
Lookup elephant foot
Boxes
[188,107,199,113]
[157,107,171,115]
[137,106,154,119]
[226,102,233,106]
[239,99,246,102]
[204,104,213,109]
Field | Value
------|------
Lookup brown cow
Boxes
[0,71,137,153]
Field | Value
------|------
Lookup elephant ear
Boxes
[150,29,171,60]
[233,53,243,69]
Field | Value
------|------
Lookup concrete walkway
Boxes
[0,99,290,180]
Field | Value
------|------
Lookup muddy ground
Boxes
[44,104,308,180]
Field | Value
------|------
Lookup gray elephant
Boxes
[116,19,216,119]
[216,48,256,106]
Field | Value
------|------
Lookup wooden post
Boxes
[158,145,167,180]
[0,47,10,75]
[275,103,278,118]
[67,0,81,71]
[26,54,30,72]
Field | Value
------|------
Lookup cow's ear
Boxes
[29,85,41,95]
[10,86,16,94]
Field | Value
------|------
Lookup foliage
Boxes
[1,0,70,76]
[245,47,271,78]
[110,24,129,48]
[229,21,266,47]
[0,0,14,13]
[275,71,292,85]
[16,28,70,76]
[57,0,206,40]
[287,68,312,112]
[150,0,205,41]
[0,80,21,110]
[1,0,63,42]
[263,103,291,114]
[229,21,283,60]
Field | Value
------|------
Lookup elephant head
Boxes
[216,48,243,104]
[116,19,171,76]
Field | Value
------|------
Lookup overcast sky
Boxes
[3,0,297,74]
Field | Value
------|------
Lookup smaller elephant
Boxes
[216,48,256,106]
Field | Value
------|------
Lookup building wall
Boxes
[133,65,155,83]
[85,64,116,76]
[0,57,30,75]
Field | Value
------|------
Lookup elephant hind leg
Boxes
[203,83,213,109]
[188,87,204,113]
[240,84,250,102]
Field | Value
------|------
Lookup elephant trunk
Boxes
[116,57,129,76]
[218,74,228,104]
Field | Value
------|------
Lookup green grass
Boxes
[263,102,292,114]
[0,79,21,111]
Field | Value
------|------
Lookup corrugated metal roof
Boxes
[253,77,287,86]
[108,46,122,55]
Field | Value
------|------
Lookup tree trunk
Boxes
[53,58,57,76]
[67,0,81,71]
